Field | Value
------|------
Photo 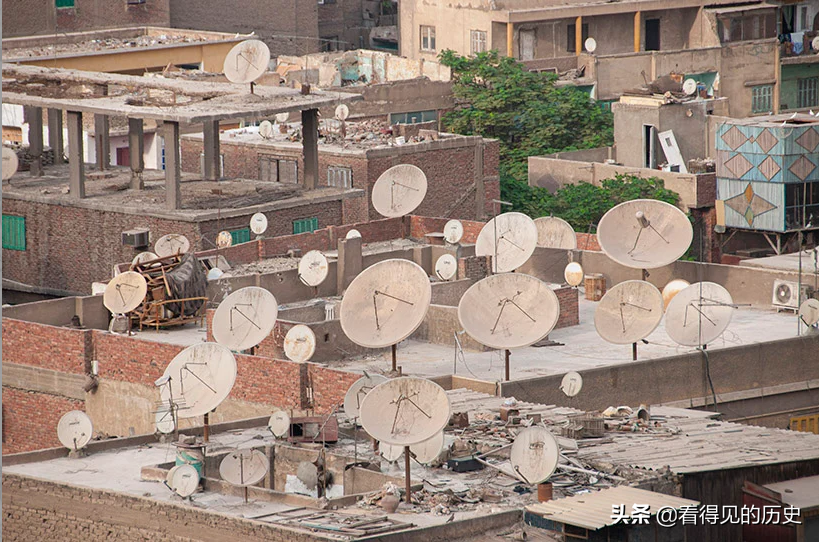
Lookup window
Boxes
[420,26,436,52]
[327,166,352,188]
[230,228,251,245]
[293,217,319,234]
[126,0,147,4]
[389,110,437,124]
[470,30,487,55]
[259,156,298,183]
[798,77,818,109]
[752,85,773,113]
[2,215,26,251]
[56,0,75,7]
[566,23,589,53]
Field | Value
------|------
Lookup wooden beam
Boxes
[634,11,641,52]
[575,17,582,56]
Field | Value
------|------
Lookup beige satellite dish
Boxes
[510,426,559,485]
[298,250,329,287]
[250,212,268,235]
[268,410,291,438]
[343,374,389,419]
[217,230,233,249]
[220,449,269,487]
[212,286,278,352]
[103,271,147,314]
[170,464,200,498]
[339,259,432,349]
[207,268,224,281]
[154,234,190,258]
[584,37,597,54]
[161,343,237,419]
[275,112,289,123]
[380,430,444,465]
[2,147,19,181]
[534,217,577,250]
[560,371,583,397]
[800,298,819,327]
[475,212,538,273]
[443,219,464,244]
[380,441,404,462]
[155,402,176,434]
[258,120,274,140]
[813,36,819,53]
[683,78,697,96]
[372,164,428,218]
[335,104,350,121]
[665,282,734,347]
[594,280,664,345]
[564,262,584,287]
[434,254,457,281]
[597,199,692,270]
[662,279,690,309]
[345,229,362,240]
[132,251,158,266]
[57,410,93,451]
[283,324,317,362]
[223,39,271,85]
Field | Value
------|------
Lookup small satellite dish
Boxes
[103,271,147,314]
[170,464,200,497]
[475,212,538,273]
[340,259,432,348]
[297,461,318,490]
[665,282,734,347]
[298,250,330,287]
[154,234,190,258]
[335,104,350,121]
[597,199,693,269]
[812,36,819,52]
[564,262,584,287]
[223,39,271,85]
[212,286,278,351]
[380,442,404,462]
[380,430,444,464]
[207,268,224,281]
[443,219,464,244]
[217,231,233,249]
[345,229,362,240]
[343,374,389,419]
[220,449,269,487]
[560,372,583,397]
[132,251,158,266]
[2,147,19,180]
[268,410,291,438]
[155,402,176,434]
[683,78,697,96]
[800,298,819,326]
[434,254,457,281]
[258,120,274,140]
[662,279,690,309]
[161,343,237,418]
[584,37,597,54]
[510,427,559,485]
[594,280,664,345]
[275,112,289,123]
[458,273,560,350]
[534,217,577,250]
[359,377,451,446]
[372,164,428,218]
[250,212,268,235]
[57,410,93,451]
[283,324,317,362]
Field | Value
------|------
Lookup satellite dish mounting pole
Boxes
[404,446,412,503]
[391,344,398,373]
[203,412,210,443]
[504,349,511,381]
[632,342,638,361]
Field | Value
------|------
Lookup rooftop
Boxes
[765,475,819,511]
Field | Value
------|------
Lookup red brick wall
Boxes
[2,388,84,454]
[92,331,185,385]
[576,232,601,251]
[341,194,369,224]
[2,319,90,374]
[308,365,360,413]
[409,216,486,243]
[554,286,580,329]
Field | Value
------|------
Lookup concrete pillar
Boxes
[128,118,144,190]
[301,109,319,190]
[164,121,182,210]
[24,106,44,177]
[47,109,64,164]
[507,23,514,58]
[634,12,641,52]
[67,111,85,199]
[336,236,363,294]
[202,120,221,181]
[575,16,582,56]
[94,114,110,170]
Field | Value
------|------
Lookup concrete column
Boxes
[301,109,319,190]
[128,118,144,190]
[94,114,110,170]
[634,12,641,52]
[774,42,781,114]
[164,121,182,210]
[202,120,221,181]
[47,109,64,164]
[575,17,582,56]
[336,236,363,294]
[507,23,514,58]
[67,111,85,199]
[24,106,44,177]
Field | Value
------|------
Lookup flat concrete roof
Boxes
[765,475,819,510]
[739,249,819,274]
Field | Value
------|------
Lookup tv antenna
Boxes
[283,324,317,362]
[560,371,583,397]
[434,254,457,281]
[594,280,664,360]
[3,147,19,181]
[220,448,269,502]
[57,410,93,456]
[510,427,559,485]
[476,212,538,273]
[665,282,736,347]
[371,164,428,218]
[298,250,330,289]
[154,234,190,258]
[443,219,464,244]
[212,286,278,352]
[223,39,271,94]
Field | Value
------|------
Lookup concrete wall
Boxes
[317,0,369,51]
[324,79,455,123]
[2,294,108,329]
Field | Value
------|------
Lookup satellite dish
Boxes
[662,279,690,309]
[343,374,389,419]
[458,273,560,350]
[800,298,819,326]
[154,234,190,258]
[170,464,200,497]
[665,282,734,347]
[212,286,278,351]
[335,104,350,121]
[359,377,451,446]
[475,212,538,273]
[258,120,274,140]
[339,259,432,349]
[217,231,233,249]
[584,37,597,53]
[220,449,269,487]
[57,410,93,451]
[250,213,268,235]
[560,371,583,397]
[132,251,158,266]
[155,402,176,434]
[268,410,291,438]
[103,271,147,314]
[564,262,584,287]
[223,39,271,84]
[283,324,317,362]
[597,199,693,269]
[3,147,19,180]
[510,427,559,485]
[346,229,362,240]
[594,280,664,344]
[434,254,457,281]
[297,461,318,489]
[207,268,224,281]
[275,112,289,123]
[812,36,819,52]
[443,219,464,244]
[534,217,577,250]
[372,164,428,218]
[683,78,697,96]
[380,442,404,462]
[380,430,444,464]
[298,250,329,287]
[161,343,237,418]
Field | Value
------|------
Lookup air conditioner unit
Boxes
[772,280,810,310]
[122,229,149,248]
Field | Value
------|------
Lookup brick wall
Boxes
[576,232,601,251]
[458,255,491,280]
[2,389,84,455]
[554,286,579,329]
[308,365,360,413]
[92,331,185,385]
[2,319,90,374]
[409,216,486,244]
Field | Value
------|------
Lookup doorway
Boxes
[520,29,535,60]
[645,19,660,51]
[643,125,657,169]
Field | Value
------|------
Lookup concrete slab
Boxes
[740,249,819,274]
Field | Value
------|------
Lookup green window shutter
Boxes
[292,217,319,234]
[230,228,251,245]
[2,215,26,251]
[56,0,75,8]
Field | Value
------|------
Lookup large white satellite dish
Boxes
[154,234,190,258]
[665,282,734,347]
[57,410,93,451]
[343,374,389,419]
[220,449,269,487]
[132,251,159,266]
[475,212,538,273]
[170,464,200,497]
[223,39,271,85]
[161,343,237,419]
[258,120,274,140]
[3,147,19,181]
[268,411,291,438]
[434,254,457,281]
[250,213,268,235]
[103,271,147,314]
[510,426,559,484]
[275,112,289,124]
[534,217,577,250]
[560,371,583,397]
[594,280,664,345]
[371,164,428,218]
[443,219,464,244]
[212,287,278,352]
[380,430,445,465]
[800,298,819,327]
[283,324,317,362]
[298,250,329,287]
